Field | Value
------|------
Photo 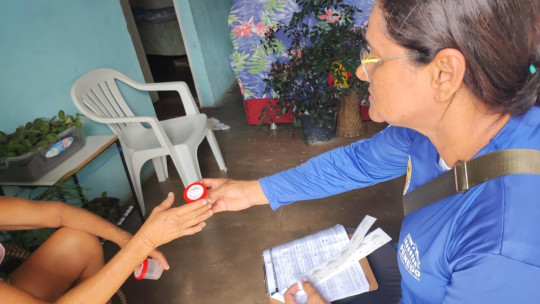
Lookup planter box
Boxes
[244,98,294,125]
[0,127,84,182]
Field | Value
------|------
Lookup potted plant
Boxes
[0,110,84,182]
[82,191,123,224]
[261,0,370,142]
[0,110,83,157]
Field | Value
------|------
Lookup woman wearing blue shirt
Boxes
[202,0,540,303]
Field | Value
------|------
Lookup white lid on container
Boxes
[183,182,207,203]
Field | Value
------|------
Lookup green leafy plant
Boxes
[262,0,369,129]
[0,110,83,158]
[82,191,122,224]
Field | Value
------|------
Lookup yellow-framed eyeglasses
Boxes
[360,47,409,81]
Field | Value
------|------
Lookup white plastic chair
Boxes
[71,68,227,215]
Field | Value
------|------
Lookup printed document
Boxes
[263,215,391,303]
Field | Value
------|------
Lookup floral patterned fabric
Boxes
[228,0,375,101]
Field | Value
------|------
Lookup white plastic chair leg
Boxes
[205,129,227,172]
[170,146,202,187]
[125,157,147,216]
[131,172,146,216]
[152,156,169,182]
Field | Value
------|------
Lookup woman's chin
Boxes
[368,107,384,123]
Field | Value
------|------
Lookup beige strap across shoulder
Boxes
[402,149,540,215]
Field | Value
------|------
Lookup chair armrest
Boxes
[115,76,200,116]
[87,115,159,126]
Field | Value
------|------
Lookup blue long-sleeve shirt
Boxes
[260,106,540,303]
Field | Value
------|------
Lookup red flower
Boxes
[287,49,303,59]
[233,17,255,37]
[319,9,340,24]
[328,62,353,88]
[253,22,267,36]
[233,24,253,37]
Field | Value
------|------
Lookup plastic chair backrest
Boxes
[72,69,151,135]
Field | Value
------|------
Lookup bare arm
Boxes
[0,193,213,304]
[0,196,132,249]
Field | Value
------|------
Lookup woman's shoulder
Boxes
[493,106,540,149]
[449,173,540,268]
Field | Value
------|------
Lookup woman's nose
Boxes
[356,65,369,82]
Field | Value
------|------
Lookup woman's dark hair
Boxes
[379,0,540,116]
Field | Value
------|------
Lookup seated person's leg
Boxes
[9,227,104,301]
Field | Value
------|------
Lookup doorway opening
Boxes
[124,0,197,119]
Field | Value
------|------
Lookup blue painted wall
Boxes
[176,0,236,107]
[0,1,154,203]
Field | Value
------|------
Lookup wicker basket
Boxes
[337,91,366,137]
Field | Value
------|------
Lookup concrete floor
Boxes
[105,58,405,304]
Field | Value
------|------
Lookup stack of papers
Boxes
[262,215,391,303]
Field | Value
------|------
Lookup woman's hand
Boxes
[148,248,169,270]
[284,279,329,304]
[200,178,269,213]
[136,193,213,251]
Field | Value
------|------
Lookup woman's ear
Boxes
[430,48,466,102]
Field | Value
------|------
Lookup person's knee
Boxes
[51,227,103,260]
[10,227,105,299]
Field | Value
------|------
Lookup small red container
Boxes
[133,258,163,280]
[183,182,208,203]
